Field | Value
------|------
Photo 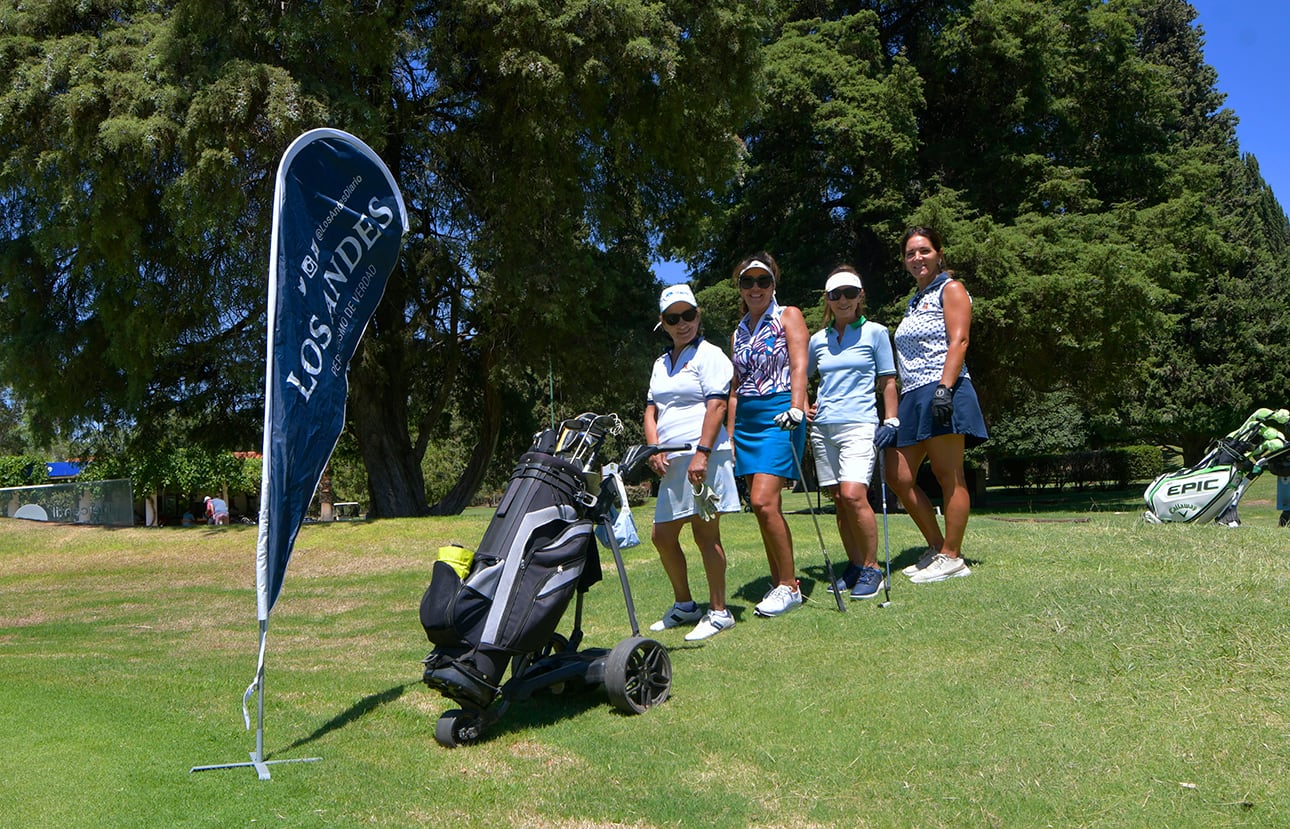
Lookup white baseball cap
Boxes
[658,284,698,312]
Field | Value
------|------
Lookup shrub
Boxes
[992,446,1164,491]
[0,455,49,487]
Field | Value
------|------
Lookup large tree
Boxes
[692,0,1290,462]
[0,0,770,514]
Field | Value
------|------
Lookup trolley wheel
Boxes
[434,709,483,748]
[604,636,672,714]
[541,632,570,657]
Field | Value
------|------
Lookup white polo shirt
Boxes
[646,337,733,453]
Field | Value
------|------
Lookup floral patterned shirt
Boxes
[732,298,792,398]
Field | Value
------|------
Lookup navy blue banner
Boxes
[256,129,407,619]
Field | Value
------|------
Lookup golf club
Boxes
[877,450,892,608]
[787,426,846,613]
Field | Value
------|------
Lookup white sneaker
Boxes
[901,547,938,577]
[908,553,971,584]
[649,602,704,631]
[754,584,803,617]
[684,610,735,641]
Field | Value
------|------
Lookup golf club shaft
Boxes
[787,425,846,613]
[878,449,892,606]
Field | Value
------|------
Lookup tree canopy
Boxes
[692,0,1290,464]
[1,0,1286,512]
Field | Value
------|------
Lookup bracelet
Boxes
[695,444,712,454]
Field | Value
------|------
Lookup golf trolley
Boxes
[1144,407,1290,525]
[418,412,686,747]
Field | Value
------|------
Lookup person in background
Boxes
[728,252,810,617]
[806,266,899,600]
[884,226,988,583]
[204,495,230,526]
[644,284,741,641]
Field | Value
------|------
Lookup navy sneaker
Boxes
[827,563,864,594]
[849,566,886,600]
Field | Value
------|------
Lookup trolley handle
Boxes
[615,443,692,483]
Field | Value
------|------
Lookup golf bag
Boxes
[1144,407,1290,524]
[419,416,615,710]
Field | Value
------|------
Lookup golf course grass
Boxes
[1,476,1286,828]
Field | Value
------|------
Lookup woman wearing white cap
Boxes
[806,266,899,600]
[727,252,810,618]
[643,284,741,641]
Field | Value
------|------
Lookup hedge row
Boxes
[991,446,1164,491]
[0,455,51,488]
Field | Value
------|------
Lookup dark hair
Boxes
[732,251,780,315]
[901,226,949,274]
[821,264,865,327]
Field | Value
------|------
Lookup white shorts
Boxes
[809,422,876,488]
[653,449,741,523]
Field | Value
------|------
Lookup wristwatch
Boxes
[696,444,712,454]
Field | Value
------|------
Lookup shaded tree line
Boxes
[1,0,1285,517]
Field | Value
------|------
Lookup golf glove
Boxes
[931,384,954,428]
[692,482,720,522]
[874,418,900,449]
[774,407,804,430]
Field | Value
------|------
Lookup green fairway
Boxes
[1,479,1287,828]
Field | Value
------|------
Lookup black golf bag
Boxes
[420,426,605,710]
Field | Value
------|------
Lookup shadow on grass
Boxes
[275,683,413,756]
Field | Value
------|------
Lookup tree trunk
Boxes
[428,371,503,516]
[350,341,429,519]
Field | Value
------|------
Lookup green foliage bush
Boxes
[0,455,50,487]
[992,445,1164,491]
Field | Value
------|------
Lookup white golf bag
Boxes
[1144,408,1290,525]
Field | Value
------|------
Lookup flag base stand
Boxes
[190,626,319,781]
[190,753,321,781]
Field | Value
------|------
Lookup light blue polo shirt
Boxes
[807,319,896,425]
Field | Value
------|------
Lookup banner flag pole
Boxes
[191,128,407,779]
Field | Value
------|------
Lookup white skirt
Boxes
[653,449,741,523]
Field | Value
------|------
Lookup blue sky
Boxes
[655,3,1289,285]
[1191,0,1289,206]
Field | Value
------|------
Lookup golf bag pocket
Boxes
[420,560,494,647]
[493,522,595,654]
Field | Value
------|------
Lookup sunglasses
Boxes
[662,308,698,325]
[738,274,774,290]
[826,287,861,301]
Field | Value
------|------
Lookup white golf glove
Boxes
[692,482,720,522]
[773,407,804,430]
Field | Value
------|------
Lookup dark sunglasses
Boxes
[662,308,698,325]
[738,274,774,290]
[826,287,861,301]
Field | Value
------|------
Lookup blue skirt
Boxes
[895,377,989,449]
[733,392,807,479]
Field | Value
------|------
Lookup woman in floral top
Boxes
[728,252,810,618]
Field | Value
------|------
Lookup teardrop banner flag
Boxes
[191,128,407,780]
[256,128,407,622]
